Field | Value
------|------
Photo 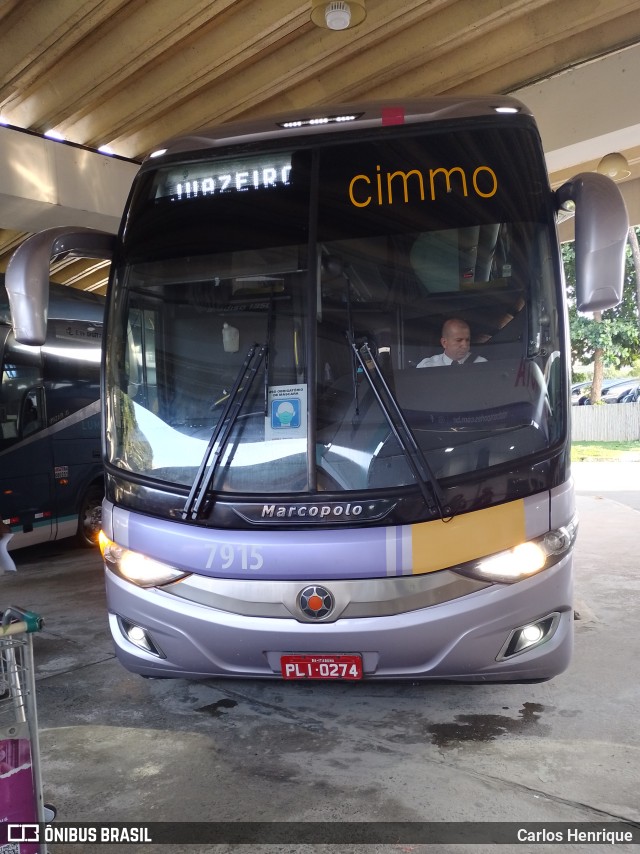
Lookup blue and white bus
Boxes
[1,278,104,570]
[6,97,627,680]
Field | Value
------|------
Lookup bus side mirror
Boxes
[556,172,628,313]
[5,227,116,345]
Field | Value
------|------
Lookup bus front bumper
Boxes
[105,554,573,682]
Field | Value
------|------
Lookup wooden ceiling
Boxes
[1,0,639,292]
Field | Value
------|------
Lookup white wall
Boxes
[0,126,139,234]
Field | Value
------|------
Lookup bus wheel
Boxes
[77,484,104,548]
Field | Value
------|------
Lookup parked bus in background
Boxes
[5,97,627,680]
[0,277,104,571]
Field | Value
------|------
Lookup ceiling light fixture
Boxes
[310,0,366,30]
[596,152,631,181]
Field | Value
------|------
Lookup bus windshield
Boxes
[106,122,563,501]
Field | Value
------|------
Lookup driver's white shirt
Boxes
[416,353,487,368]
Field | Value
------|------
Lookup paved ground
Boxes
[1,462,639,853]
[571,460,640,511]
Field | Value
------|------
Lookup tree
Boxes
[629,226,640,325]
[563,226,640,401]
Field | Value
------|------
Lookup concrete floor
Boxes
[2,463,639,853]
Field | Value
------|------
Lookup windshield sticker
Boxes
[265,384,307,441]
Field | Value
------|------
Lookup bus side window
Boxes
[0,401,14,440]
[21,389,43,437]
[127,307,158,412]
[1,348,42,444]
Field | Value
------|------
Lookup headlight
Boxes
[455,516,578,584]
[99,531,189,588]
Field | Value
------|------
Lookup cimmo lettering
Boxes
[348,163,498,208]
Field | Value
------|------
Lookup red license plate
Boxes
[281,654,363,680]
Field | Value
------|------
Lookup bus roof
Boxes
[144,95,532,162]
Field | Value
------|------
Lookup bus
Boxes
[5,97,627,680]
[0,277,104,571]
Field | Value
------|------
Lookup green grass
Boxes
[571,441,640,462]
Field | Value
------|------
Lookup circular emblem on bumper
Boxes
[298,585,335,620]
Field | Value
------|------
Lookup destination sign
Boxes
[155,154,292,201]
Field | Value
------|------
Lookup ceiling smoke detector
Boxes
[326,1,351,29]
[310,0,366,30]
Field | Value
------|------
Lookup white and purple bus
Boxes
[6,98,627,681]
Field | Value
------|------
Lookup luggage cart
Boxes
[0,607,47,854]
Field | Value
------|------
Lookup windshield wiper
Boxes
[182,343,267,521]
[349,336,451,520]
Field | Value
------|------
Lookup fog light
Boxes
[127,625,147,643]
[521,624,544,644]
[498,613,560,660]
[118,617,165,658]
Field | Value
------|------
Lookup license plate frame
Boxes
[281,653,363,680]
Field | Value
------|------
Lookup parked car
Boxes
[573,378,629,405]
[601,379,640,404]
[571,381,592,405]
[619,384,640,403]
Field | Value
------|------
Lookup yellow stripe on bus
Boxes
[411,500,527,575]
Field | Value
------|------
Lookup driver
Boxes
[416,318,487,367]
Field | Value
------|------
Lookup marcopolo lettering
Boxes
[348,163,498,208]
[230,498,396,525]
[262,503,364,519]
